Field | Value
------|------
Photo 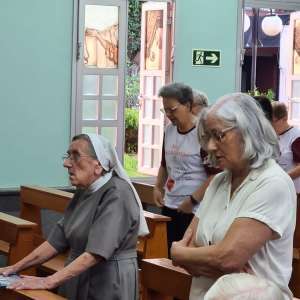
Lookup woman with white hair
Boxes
[171,93,296,299]
[0,134,148,300]
[204,273,284,300]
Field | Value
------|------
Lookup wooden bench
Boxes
[0,212,37,275]
[0,289,66,300]
[141,258,191,300]
[141,258,300,300]
[5,185,169,274]
[0,213,66,299]
[133,182,155,206]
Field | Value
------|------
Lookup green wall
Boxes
[0,1,73,188]
[173,0,241,103]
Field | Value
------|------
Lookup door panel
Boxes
[138,1,174,175]
[287,12,300,125]
[75,0,126,158]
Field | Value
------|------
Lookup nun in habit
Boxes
[0,133,148,300]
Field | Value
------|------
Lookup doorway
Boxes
[241,1,300,124]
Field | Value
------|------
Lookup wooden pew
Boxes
[0,212,37,274]
[141,258,300,300]
[11,185,169,274]
[0,213,66,299]
[133,182,155,206]
[0,289,65,300]
[141,258,191,300]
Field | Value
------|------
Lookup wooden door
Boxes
[138,1,174,175]
[287,12,300,126]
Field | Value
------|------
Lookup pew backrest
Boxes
[141,258,300,300]
[0,212,37,274]
[18,185,169,274]
[141,258,191,300]
[132,182,155,206]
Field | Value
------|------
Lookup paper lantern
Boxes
[261,15,283,37]
[244,13,250,32]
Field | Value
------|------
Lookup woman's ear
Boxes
[95,162,103,176]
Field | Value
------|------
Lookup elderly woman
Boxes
[153,82,217,252]
[191,89,208,116]
[0,134,148,300]
[171,93,296,299]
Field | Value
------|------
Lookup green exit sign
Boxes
[192,49,221,67]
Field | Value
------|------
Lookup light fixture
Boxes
[261,14,283,36]
[244,13,250,32]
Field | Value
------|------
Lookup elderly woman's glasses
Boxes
[203,126,235,143]
[62,153,96,163]
[160,104,179,115]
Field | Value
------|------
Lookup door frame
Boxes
[71,0,127,159]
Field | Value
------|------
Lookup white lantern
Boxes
[244,13,250,32]
[261,15,283,36]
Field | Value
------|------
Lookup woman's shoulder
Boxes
[250,159,295,195]
[101,175,135,198]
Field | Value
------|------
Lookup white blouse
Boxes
[190,159,296,300]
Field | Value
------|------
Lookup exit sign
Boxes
[192,49,221,67]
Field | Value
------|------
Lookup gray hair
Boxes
[193,89,208,107]
[197,93,279,169]
[204,273,284,300]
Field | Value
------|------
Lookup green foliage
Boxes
[125,108,138,130]
[125,108,138,153]
[248,88,275,101]
[124,154,146,177]
[128,0,142,62]
[125,75,140,107]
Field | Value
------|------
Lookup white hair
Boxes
[197,93,279,169]
[193,89,208,107]
[204,273,284,300]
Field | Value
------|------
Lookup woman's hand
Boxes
[177,197,194,214]
[153,187,164,207]
[7,275,56,290]
[0,265,18,276]
[171,228,193,265]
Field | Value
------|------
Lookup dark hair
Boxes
[72,134,97,159]
[272,101,288,120]
[158,82,193,107]
[253,96,273,122]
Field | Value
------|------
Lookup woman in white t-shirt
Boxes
[171,93,296,300]
[153,83,218,253]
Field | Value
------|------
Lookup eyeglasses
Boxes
[203,126,236,143]
[160,104,180,115]
[62,152,96,163]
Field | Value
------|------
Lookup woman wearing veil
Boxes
[0,134,148,300]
